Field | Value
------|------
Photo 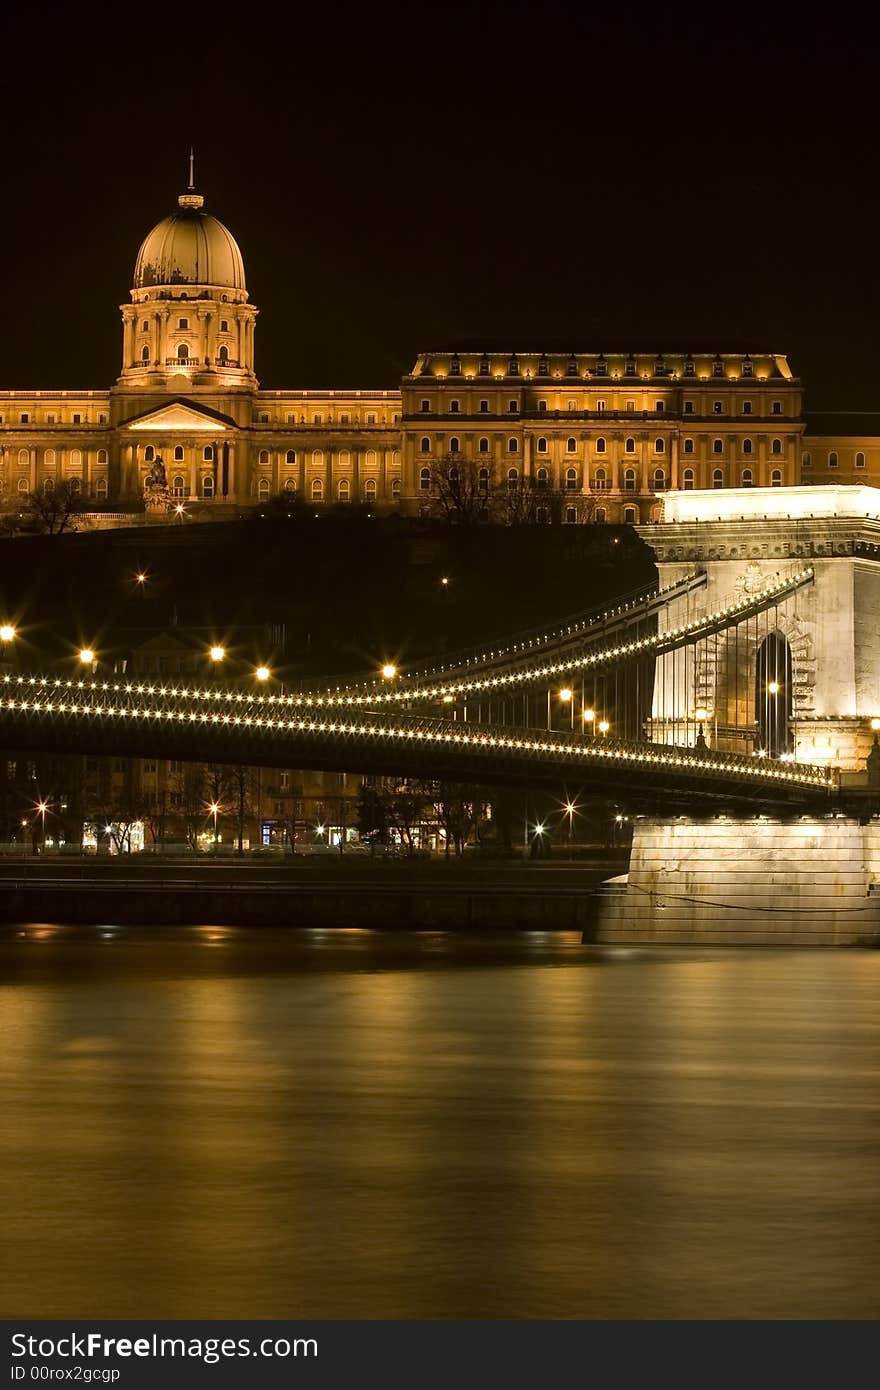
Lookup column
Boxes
[189,448,197,499]
[226,442,235,499]
[29,448,37,492]
[325,446,333,502]
[122,314,133,369]
[352,447,360,501]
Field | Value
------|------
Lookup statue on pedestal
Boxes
[143,454,171,513]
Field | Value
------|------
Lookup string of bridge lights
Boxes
[0,566,814,718]
[0,685,833,790]
[399,569,707,683]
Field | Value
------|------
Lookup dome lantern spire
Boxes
[179,148,203,210]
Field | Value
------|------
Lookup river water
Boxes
[1,925,878,1320]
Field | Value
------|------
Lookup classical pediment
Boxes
[121,398,236,432]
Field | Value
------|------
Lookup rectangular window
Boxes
[340,413,350,424]
[73,413,81,424]
[20,413,29,424]
[479,400,489,412]
[596,399,606,413]
[655,401,664,412]
[742,361,753,377]
[742,401,752,414]
[684,401,694,414]
[479,359,490,375]
[508,400,518,412]
[712,362,724,377]
[46,414,55,424]
[713,401,723,414]
[420,400,430,412]
[626,400,636,413]
[684,361,695,377]
[450,401,460,413]
[772,401,782,414]
[366,413,376,424]
[538,400,547,412]
[567,400,577,411]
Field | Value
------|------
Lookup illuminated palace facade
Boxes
[0,178,878,523]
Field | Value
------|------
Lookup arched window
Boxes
[624,467,636,491]
[507,467,519,488]
[312,449,324,467]
[478,467,490,492]
[141,320,149,332]
[97,449,107,465]
[802,452,812,469]
[594,467,607,489]
[856,451,866,468]
[565,467,578,489]
[141,345,150,362]
[623,506,637,523]
[420,436,431,452]
[565,506,578,524]
[284,478,297,492]
[478,437,489,453]
[17,448,28,468]
[68,477,81,495]
[419,467,431,491]
[536,506,550,525]
[286,449,296,465]
[450,437,461,453]
[654,437,665,454]
[338,479,350,502]
[17,477,28,493]
[772,438,783,456]
[365,449,378,467]
[70,449,82,468]
[828,450,838,468]
[259,449,269,465]
[391,478,401,499]
[258,478,271,501]
[448,466,460,484]
[683,438,694,455]
[365,478,377,501]
[743,438,753,455]
[338,449,351,467]
[201,475,214,498]
[508,438,519,453]
[95,477,108,499]
[311,478,324,501]
[537,437,548,453]
[44,449,56,467]
[741,468,753,487]
[595,506,606,523]
[173,446,184,462]
[771,469,782,486]
[712,468,724,488]
[653,468,666,491]
[625,437,635,453]
[683,468,695,490]
[756,631,793,756]
[566,437,577,453]
[43,477,55,494]
[177,344,189,361]
[203,445,213,461]
[144,445,155,463]
[178,318,188,330]
[218,346,229,365]
[172,476,185,498]
[713,438,723,454]
[536,467,549,490]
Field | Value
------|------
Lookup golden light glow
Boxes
[208,802,220,815]
[871,718,880,732]
[78,649,95,665]
[0,625,15,642]
[36,801,48,814]
[175,503,186,515]
[768,681,780,695]
[255,666,270,681]
[135,572,147,585]
[694,707,709,720]
[381,663,397,679]
[583,708,596,722]
[209,646,225,662]
[559,688,573,702]
[598,720,610,734]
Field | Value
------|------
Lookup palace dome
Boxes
[133,190,246,292]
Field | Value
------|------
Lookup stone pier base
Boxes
[598,816,880,946]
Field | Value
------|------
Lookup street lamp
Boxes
[78,648,95,666]
[381,663,397,680]
[872,718,880,732]
[768,681,780,695]
[209,645,225,664]
[0,624,15,642]
[255,665,270,682]
[598,719,610,736]
[208,801,220,852]
[583,707,596,738]
[36,800,48,851]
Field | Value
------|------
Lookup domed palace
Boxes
[0,169,876,525]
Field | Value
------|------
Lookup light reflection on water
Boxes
[1,924,879,1319]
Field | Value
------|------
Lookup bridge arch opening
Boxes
[755,631,793,756]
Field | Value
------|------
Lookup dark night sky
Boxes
[2,5,879,408]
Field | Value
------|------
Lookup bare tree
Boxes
[425,454,497,524]
[22,480,89,535]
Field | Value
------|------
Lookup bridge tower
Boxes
[642,484,880,770]
[598,484,880,946]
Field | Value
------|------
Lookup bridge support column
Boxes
[598,815,880,946]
